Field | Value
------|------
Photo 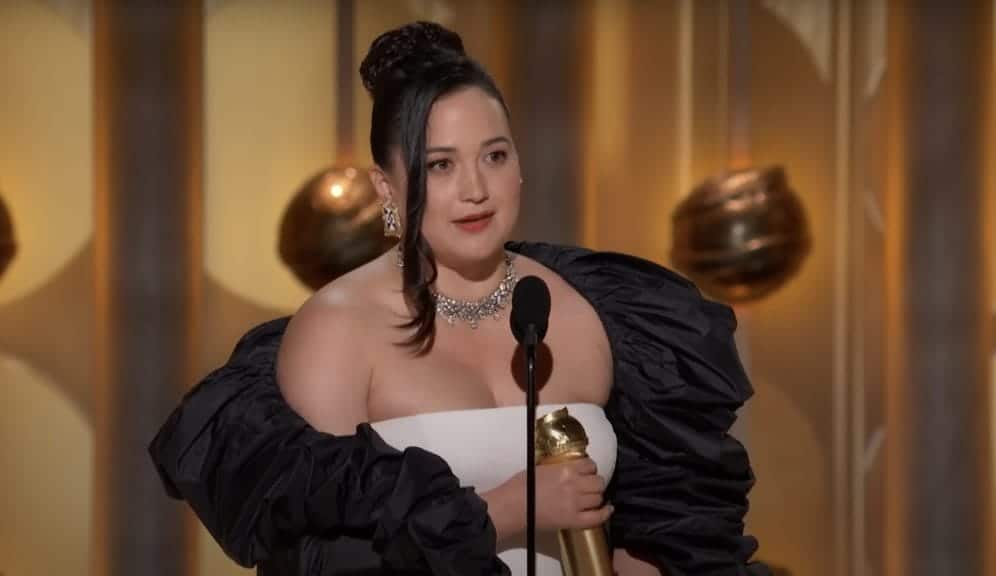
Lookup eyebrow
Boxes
[426,136,511,155]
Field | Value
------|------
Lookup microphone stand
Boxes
[525,324,538,576]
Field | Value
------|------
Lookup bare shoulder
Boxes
[277,251,401,435]
[281,257,385,360]
[512,252,613,404]
[511,256,598,345]
[511,253,591,313]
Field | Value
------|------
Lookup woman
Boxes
[151,22,768,576]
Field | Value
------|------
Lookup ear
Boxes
[368,166,394,205]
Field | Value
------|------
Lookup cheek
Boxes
[418,184,451,237]
[504,189,521,223]
[496,175,521,215]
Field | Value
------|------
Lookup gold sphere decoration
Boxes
[0,194,16,281]
[671,165,810,304]
[278,165,395,290]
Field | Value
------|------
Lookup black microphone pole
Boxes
[509,275,550,576]
[525,323,537,576]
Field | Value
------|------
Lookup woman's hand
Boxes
[482,457,613,542]
[528,457,613,531]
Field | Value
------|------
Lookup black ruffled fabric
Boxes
[149,319,507,575]
[150,241,769,575]
[510,243,767,576]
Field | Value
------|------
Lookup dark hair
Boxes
[360,21,510,353]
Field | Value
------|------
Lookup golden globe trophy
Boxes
[535,407,613,576]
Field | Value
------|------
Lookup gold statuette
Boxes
[536,407,613,576]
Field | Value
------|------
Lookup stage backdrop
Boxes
[0,2,993,576]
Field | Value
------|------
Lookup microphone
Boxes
[510,275,550,576]
[512,277,611,576]
[510,276,551,346]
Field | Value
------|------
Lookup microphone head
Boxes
[510,275,551,344]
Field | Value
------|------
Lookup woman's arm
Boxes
[480,477,525,543]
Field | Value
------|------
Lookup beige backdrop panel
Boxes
[0,3,94,576]
[0,0,93,305]
[0,355,93,576]
[203,0,337,313]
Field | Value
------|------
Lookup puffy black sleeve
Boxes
[532,245,769,576]
[148,317,508,575]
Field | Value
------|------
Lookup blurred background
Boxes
[0,1,993,575]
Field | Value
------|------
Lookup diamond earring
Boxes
[382,200,402,238]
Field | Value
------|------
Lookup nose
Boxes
[459,165,489,203]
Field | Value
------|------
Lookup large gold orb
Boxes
[278,165,395,290]
[0,194,15,281]
[671,166,810,304]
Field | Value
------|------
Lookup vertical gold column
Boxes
[883,0,910,573]
[506,1,586,245]
[580,0,629,250]
[988,5,996,575]
[93,2,203,575]
[886,2,992,575]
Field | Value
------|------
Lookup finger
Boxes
[577,493,604,511]
[571,457,597,476]
[577,474,606,494]
[573,504,614,529]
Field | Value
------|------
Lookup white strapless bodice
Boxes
[370,403,617,575]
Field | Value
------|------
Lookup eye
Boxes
[427,158,452,173]
[485,150,508,164]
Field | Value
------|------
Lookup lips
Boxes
[454,211,494,223]
[453,211,494,232]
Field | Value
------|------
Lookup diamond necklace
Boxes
[430,253,518,329]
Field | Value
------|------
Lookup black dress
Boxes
[149,242,771,576]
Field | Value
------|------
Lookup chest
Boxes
[367,295,613,422]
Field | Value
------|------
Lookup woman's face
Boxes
[377,86,521,272]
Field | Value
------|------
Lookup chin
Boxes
[433,234,508,268]
[453,241,506,264]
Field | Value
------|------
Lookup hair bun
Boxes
[359,21,465,93]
